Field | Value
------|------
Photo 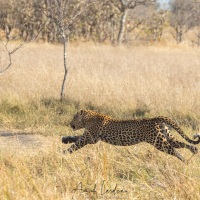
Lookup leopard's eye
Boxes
[80,109,84,115]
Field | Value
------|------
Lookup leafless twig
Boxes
[0,40,25,74]
[0,30,41,74]
[66,1,100,28]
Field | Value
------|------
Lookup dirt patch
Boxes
[0,131,60,154]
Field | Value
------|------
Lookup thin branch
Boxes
[127,1,136,9]
[0,30,41,74]
[66,1,100,28]
[0,40,24,74]
[128,19,144,32]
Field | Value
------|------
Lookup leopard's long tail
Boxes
[155,116,200,145]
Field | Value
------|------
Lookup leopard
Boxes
[62,109,200,162]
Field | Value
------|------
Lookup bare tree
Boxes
[169,0,199,44]
[45,0,98,101]
[0,0,158,45]
[112,0,155,45]
[193,1,200,46]
[144,10,167,42]
[124,3,155,43]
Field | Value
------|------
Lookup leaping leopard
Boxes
[62,109,200,162]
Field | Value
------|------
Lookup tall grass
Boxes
[0,43,200,199]
[1,43,200,130]
[1,44,200,111]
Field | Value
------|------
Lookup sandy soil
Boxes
[0,131,60,154]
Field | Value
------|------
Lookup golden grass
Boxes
[1,139,200,199]
[1,43,200,113]
[1,43,200,199]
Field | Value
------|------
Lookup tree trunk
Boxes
[60,34,68,101]
[175,26,183,44]
[117,8,128,45]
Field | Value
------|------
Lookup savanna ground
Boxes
[1,43,200,199]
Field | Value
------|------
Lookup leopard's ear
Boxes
[80,109,84,115]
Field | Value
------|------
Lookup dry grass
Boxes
[1,43,200,113]
[1,139,200,200]
[1,43,200,199]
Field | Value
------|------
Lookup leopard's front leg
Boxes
[64,131,98,154]
[62,136,79,144]
[66,136,88,153]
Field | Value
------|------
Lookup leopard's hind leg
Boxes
[147,132,185,162]
[161,124,198,154]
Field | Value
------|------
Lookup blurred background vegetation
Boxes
[0,0,200,45]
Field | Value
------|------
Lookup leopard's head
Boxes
[70,109,103,131]
[70,109,86,131]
